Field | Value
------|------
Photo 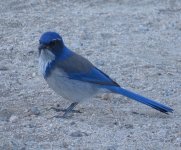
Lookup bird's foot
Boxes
[50,107,81,113]
[53,110,82,119]
[50,102,81,119]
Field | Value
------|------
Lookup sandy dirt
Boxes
[0,0,181,149]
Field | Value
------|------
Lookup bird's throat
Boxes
[39,49,55,77]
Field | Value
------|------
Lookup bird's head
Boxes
[38,32,64,56]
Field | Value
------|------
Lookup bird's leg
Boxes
[64,102,78,112]
[53,102,81,118]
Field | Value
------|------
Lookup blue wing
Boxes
[56,50,119,86]
[68,67,119,86]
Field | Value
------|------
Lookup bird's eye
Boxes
[49,40,59,47]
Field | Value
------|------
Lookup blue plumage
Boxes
[39,32,62,44]
[38,32,173,117]
[106,86,173,114]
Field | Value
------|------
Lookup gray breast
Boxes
[46,68,99,102]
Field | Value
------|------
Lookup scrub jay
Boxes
[38,32,173,118]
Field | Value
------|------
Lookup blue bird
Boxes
[38,32,173,118]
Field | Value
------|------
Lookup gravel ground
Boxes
[0,0,181,149]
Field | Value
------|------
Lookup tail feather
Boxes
[108,86,173,114]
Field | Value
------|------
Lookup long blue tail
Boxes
[108,86,173,114]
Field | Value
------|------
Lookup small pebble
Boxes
[113,121,119,126]
[0,66,8,71]
[101,33,112,39]
[85,50,93,56]
[9,115,18,123]
[0,109,12,122]
[70,131,88,137]
[138,24,149,32]
[28,123,36,128]
[39,143,51,149]
[27,50,34,55]
[132,111,139,114]
[29,107,40,116]
[70,121,76,125]
[124,124,134,129]
[101,93,111,101]
[32,72,36,77]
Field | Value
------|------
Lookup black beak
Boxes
[38,44,46,51]
[38,44,46,55]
